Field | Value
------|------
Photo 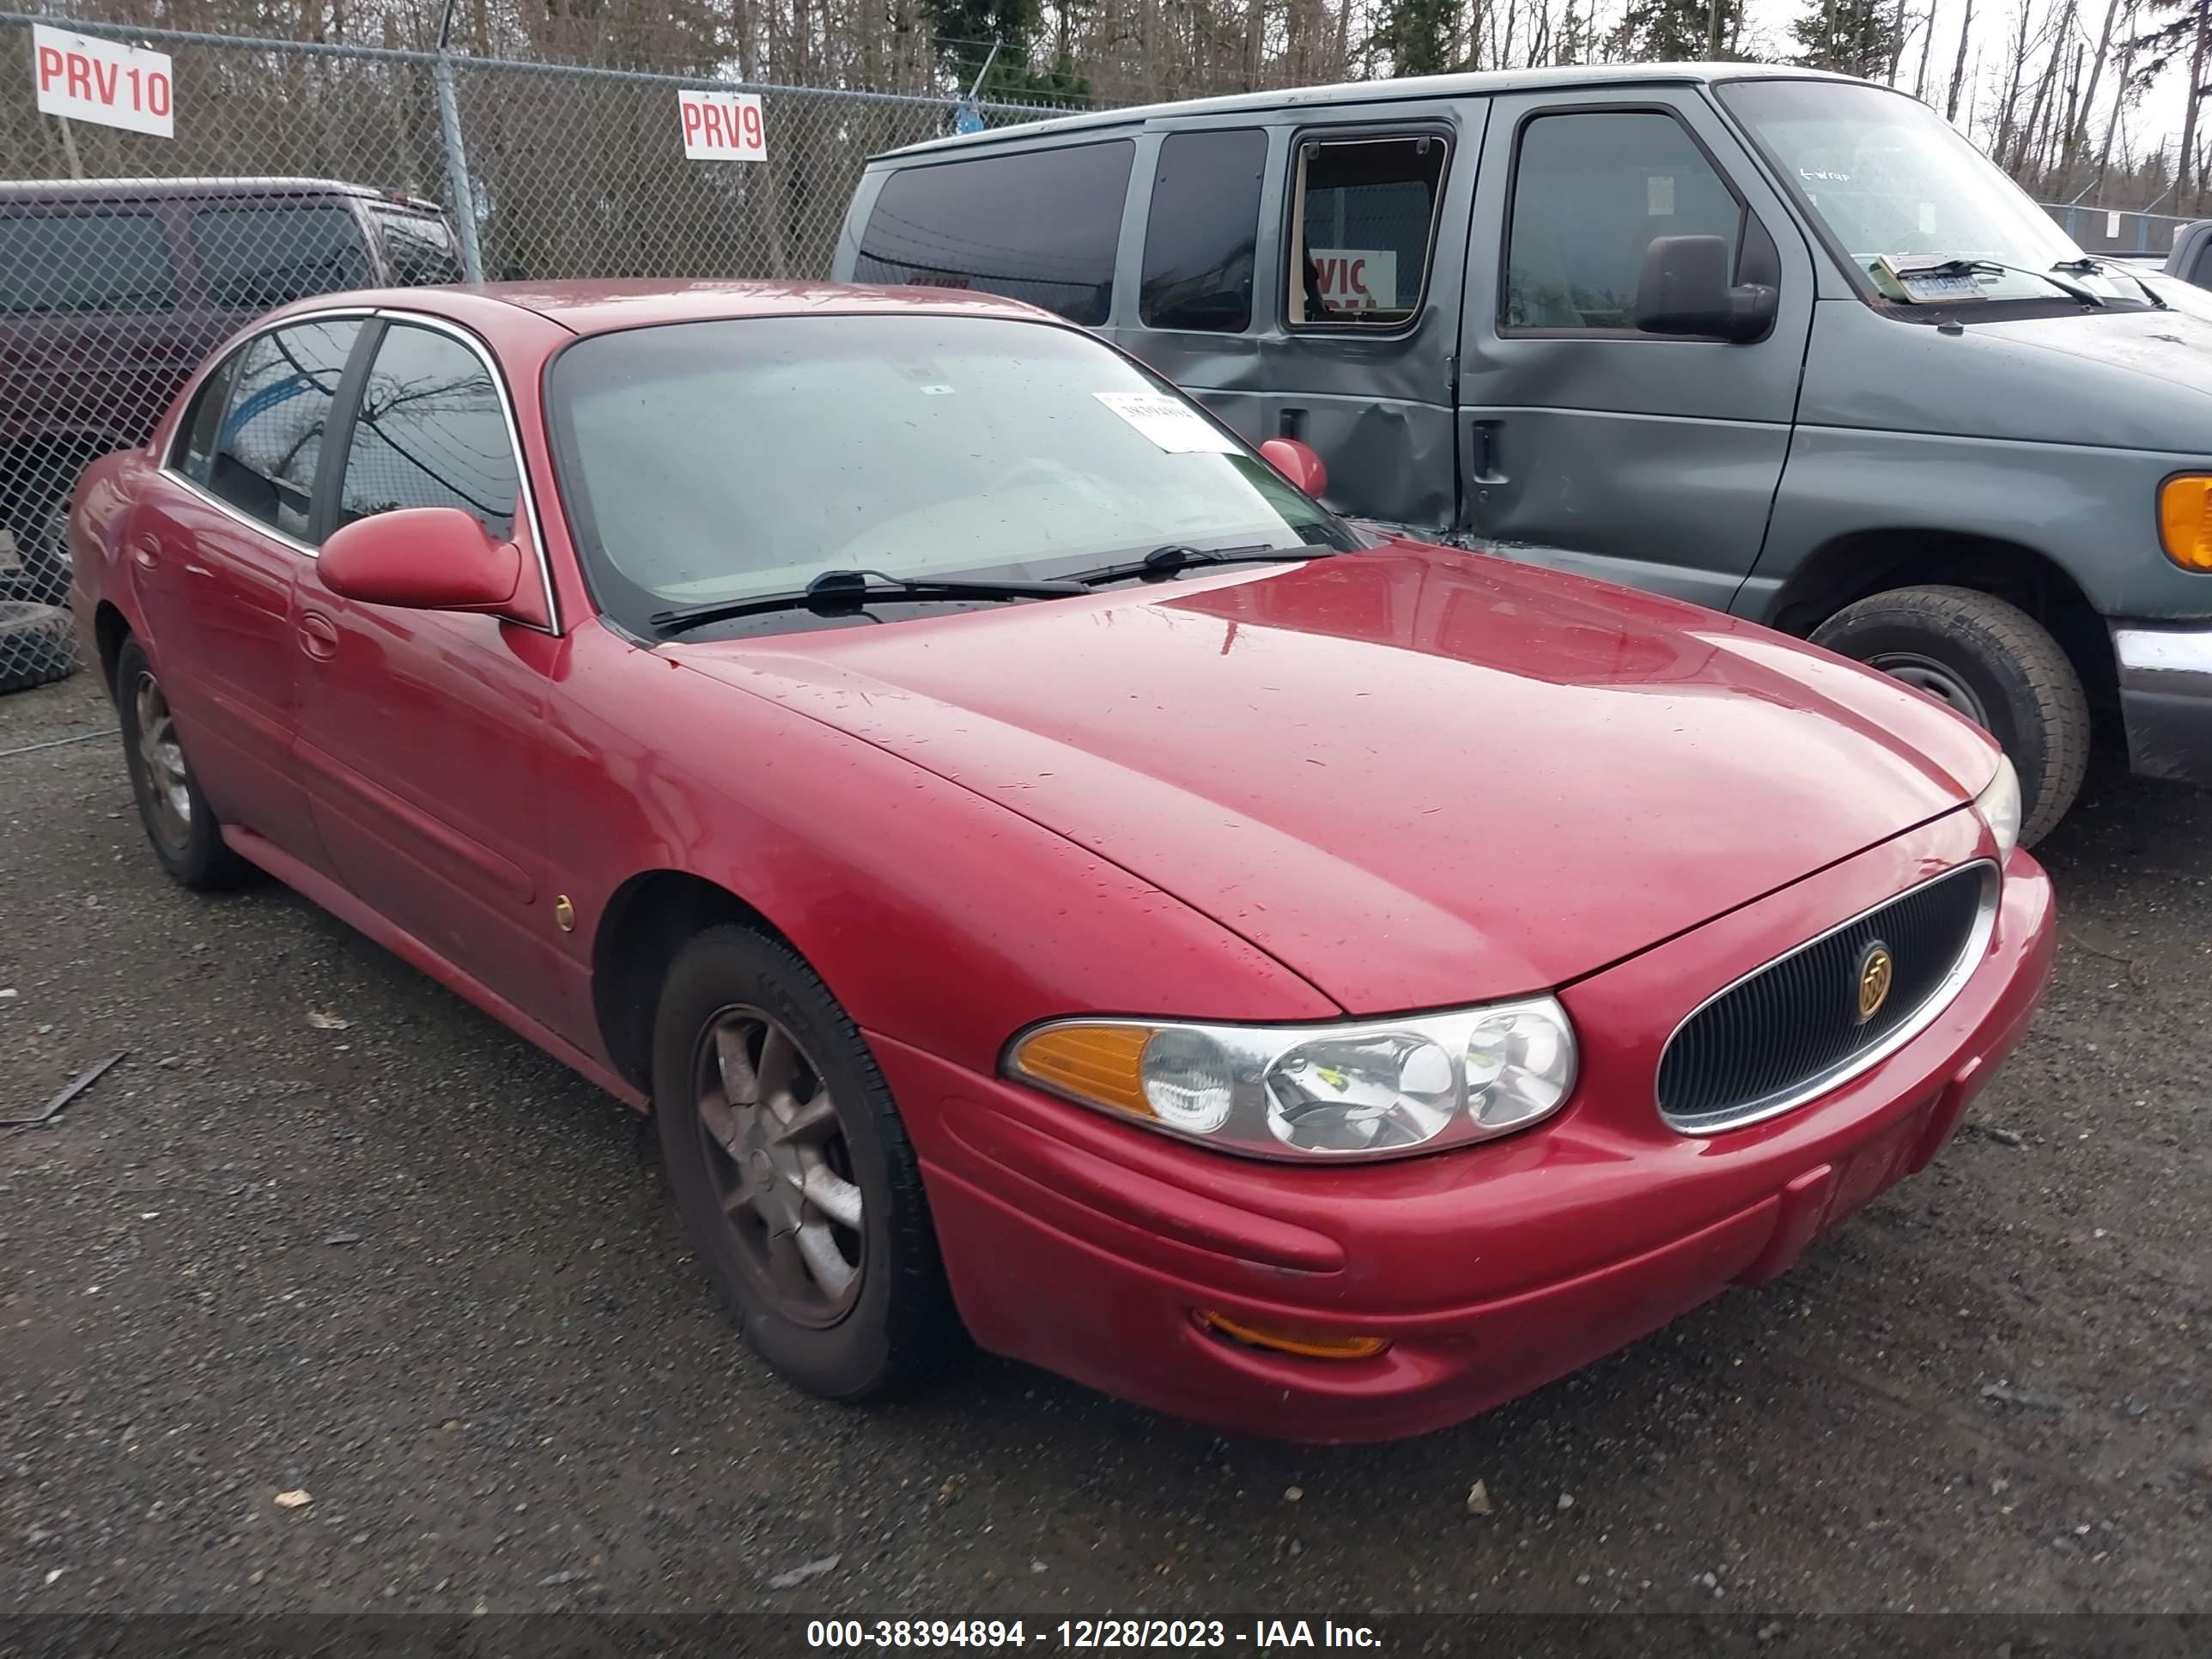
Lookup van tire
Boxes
[1810,584,2088,847]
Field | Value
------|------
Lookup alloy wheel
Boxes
[692,1006,866,1328]
[132,671,192,850]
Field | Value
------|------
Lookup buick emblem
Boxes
[1856,940,1894,1024]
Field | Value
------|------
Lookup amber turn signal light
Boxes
[1006,1023,1157,1119]
[2160,475,2212,573]
[1194,1310,1390,1361]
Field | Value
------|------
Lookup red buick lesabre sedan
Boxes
[71,283,2054,1443]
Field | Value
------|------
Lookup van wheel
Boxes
[652,925,963,1400]
[1811,585,2089,847]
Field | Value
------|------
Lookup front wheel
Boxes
[652,925,963,1400]
[1810,584,2089,847]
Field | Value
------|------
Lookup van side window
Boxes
[0,210,177,315]
[371,209,465,286]
[1287,134,1449,327]
[2191,240,2212,290]
[1140,129,1267,332]
[191,203,374,313]
[1504,112,1741,331]
[853,141,1134,326]
[205,319,363,543]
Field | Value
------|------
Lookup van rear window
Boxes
[0,212,177,315]
[191,203,373,312]
[854,141,1135,326]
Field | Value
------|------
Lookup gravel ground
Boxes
[2,669,2207,1621]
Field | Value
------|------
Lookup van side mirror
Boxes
[1633,234,1778,343]
[1259,437,1328,498]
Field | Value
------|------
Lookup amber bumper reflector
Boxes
[1195,1310,1389,1361]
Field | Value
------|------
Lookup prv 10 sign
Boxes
[678,90,767,162]
[33,25,173,139]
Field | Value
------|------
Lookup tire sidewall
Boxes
[652,928,907,1399]
[115,639,227,886]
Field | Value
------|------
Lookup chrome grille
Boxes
[1656,862,1999,1134]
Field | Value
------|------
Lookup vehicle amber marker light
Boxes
[1194,1310,1390,1361]
[2160,476,2212,572]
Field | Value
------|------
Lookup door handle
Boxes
[1471,421,1508,484]
[297,611,339,660]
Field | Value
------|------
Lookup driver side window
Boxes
[1504,112,1742,331]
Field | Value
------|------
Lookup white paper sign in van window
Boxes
[32,25,173,138]
[678,88,767,161]
[1646,174,1675,216]
[1094,392,1240,454]
[1310,249,1398,313]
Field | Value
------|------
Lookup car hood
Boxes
[667,544,1998,1013]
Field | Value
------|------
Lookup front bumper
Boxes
[2113,622,2212,786]
[879,813,2057,1443]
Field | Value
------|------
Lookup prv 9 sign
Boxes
[678,90,768,162]
[33,25,173,139]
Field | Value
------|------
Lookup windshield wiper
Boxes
[650,566,1086,635]
[2051,255,2167,308]
[1903,258,2105,307]
[1070,541,1338,586]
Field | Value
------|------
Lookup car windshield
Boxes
[1719,79,2146,307]
[546,313,1355,629]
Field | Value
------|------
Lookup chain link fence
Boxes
[0,11,1078,693]
[2039,200,2199,258]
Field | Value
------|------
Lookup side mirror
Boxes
[1259,436,1328,497]
[319,507,523,612]
[1633,234,1778,343]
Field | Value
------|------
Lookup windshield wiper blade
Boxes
[650,566,1086,635]
[1071,541,1338,586]
[1913,257,2105,307]
[2051,255,2167,307]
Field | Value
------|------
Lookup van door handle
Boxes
[1472,422,1507,484]
[297,611,339,661]
[1277,407,1306,440]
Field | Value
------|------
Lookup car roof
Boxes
[878,61,1863,161]
[0,176,439,209]
[269,279,1060,337]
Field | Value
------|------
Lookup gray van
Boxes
[834,64,2212,843]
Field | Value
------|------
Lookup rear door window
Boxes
[1287,133,1449,327]
[369,209,465,286]
[1139,129,1267,333]
[853,140,1135,325]
[0,211,178,315]
[190,203,374,312]
[205,319,363,542]
[337,322,519,538]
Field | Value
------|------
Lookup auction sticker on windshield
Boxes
[1094,392,1241,454]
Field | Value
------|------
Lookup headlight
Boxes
[1974,751,2021,860]
[1004,997,1577,1162]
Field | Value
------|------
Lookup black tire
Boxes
[113,637,252,890]
[0,600,77,694]
[1810,584,2090,847]
[653,924,963,1400]
[3,462,79,605]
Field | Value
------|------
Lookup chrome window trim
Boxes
[1656,859,2002,1137]
[368,307,560,636]
[155,302,561,637]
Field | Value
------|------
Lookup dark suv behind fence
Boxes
[1,176,461,690]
